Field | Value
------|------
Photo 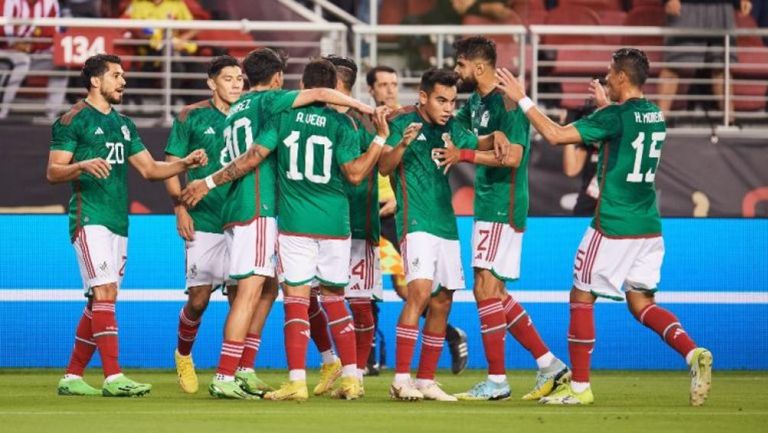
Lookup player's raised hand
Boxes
[184,149,208,169]
[180,179,209,208]
[495,68,525,103]
[79,157,112,179]
[358,103,376,116]
[433,133,460,174]
[174,205,195,241]
[589,79,610,108]
[401,122,423,147]
[373,106,391,139]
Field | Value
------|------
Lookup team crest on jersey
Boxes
[121,125,131,141]
[480,111,490,127]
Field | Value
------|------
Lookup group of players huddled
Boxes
[47,36,712,406]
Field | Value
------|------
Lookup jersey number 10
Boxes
[626,131,664,183]
[283,130,333,185]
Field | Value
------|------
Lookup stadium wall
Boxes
[0,215,765,370]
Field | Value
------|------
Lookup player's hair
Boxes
[81,54,122,90]
[324,54,357,91]
[419,68,460,94]
[301,58,337,90]
[207,55,240,78]
[453,36,497,67]
[365,65,397,88]
[612,48,650,87]
[242,47,288,86]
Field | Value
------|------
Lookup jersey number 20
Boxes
[626,131,664,183]
[283,131,333,184]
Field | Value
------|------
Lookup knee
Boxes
[91,283,118,302]
[626,295,654,320]
[188,297,209,315]
[406,289,431,312]
[429,293,453,316]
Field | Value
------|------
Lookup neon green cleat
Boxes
[313,359,341,396]
[538,383,594,405]
[101,374,152,397]
[235,370,273,396]
[522,359,571,401]
[175,350,198,394]
[208,378,257,399]
[330,376,362,400]
[57,377,101,396]
[264,380,309,401]
[689,348,713,407]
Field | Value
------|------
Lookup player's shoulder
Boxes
[387,105,417,123]
[177,99,213,123]
[58,100,90,126]
[490,89,518,113]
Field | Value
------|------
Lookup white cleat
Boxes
[416,381,458,402]
[389,380,424,401]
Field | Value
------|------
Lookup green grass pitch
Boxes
[1,369,766,433]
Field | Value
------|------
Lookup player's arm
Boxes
[495,68,583,146]
[340,107,389,185]
[563,145,588,177]
[129,149,208,181]
[293,88,375,115]
[180,144,271,208]
[46,150,112,184]
[163,155,195,241]
[379,122,422,176]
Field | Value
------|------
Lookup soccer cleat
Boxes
[174,350,198,394]
[689,348,713,407]
[263,380,309,401]
[329,376,362,400]
[235,370,272,397]
[208,378,256,399]
[57,377,102,396]
[538,383,594,405]
[522,359,572,401]
[447,327,469,375]
[454,379,511,401]
[416,381,458,401]
[101,374,152,397]
[389,380,424,401]
[313,359,342,396]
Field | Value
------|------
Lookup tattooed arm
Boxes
[180,144,271,208]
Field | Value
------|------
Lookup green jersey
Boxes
[386,106,478,241]
[50,100,146,239]
[220,89,298,228]
[455,89,530,230]
[165,99,230,233]
[573,98,665,237]
[267,103,361,238]
[342,110,380,243]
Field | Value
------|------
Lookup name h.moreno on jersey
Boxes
[635,111,664,124]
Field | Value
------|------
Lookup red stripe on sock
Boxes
[238,333,261,369]
[503,296,549,359]
[416,330,445,380]
[66,306,96,376]
[284,296,310,372]
[322,297,356,368]
[635,304,697,358]
[395,323,418,374]
[478,298,507,375]
[91,301,120,377]
[216,340,244,376]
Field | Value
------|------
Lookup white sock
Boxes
[105,373,124,383]
[394,373,411,384]
[570,381,590,393]
[685,349,696,365]
[215,373,235,382]
[341,364,357,378]
[357,368,365,380]
[320,350,337,365]
[536,352,555,370]
[288,369,306,381]
[64,374,82,380]
[414,378,434,388]
[236,367,254,373]
[487,374,507,384]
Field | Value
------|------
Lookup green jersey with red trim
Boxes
[342,109,380,243]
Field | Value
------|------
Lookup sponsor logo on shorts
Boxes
[99,261,108,272]
[410,257,420,272]
[189,264,198,278]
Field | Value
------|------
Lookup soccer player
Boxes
[50,54,207,397]
[180,55,376,400]
[448,36,570,401]
[379,68,511,401]
[164,55,268,394]
[495,48,713,406]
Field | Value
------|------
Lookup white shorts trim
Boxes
[346,239,383,300]
[226,217,277,279]
[400,232,465,293]
[278,234,351,288]
[471,220,523,281]
[573,227,665,300]
[185,231,234,290]
[72,225,127,294]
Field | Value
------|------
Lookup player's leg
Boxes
[175,284,211,394]
[390,277,432,401]
[414,288,458,402]
[345,239,378,394]
[235,276,278,395]
[309,284,341,396]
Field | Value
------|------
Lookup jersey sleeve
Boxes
[50,119,78,153]
[254,118,279,152]
[450,120,479,149]
[454,103,471,129]
[573,106,621,145]
[266,90,299,115]
[335,120,361,165]
[500,107,529,150]
[164,116,190,158]
[384,117,403,148]
[125,119,147,157]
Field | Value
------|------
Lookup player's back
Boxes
[273,103,360,238]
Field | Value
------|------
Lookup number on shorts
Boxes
[351,259,365,280]
[574,249,586,271]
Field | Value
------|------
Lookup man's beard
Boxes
[103,88,123,105]
[456,77,477,93]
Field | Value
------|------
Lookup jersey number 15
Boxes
[626,131,664,183]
